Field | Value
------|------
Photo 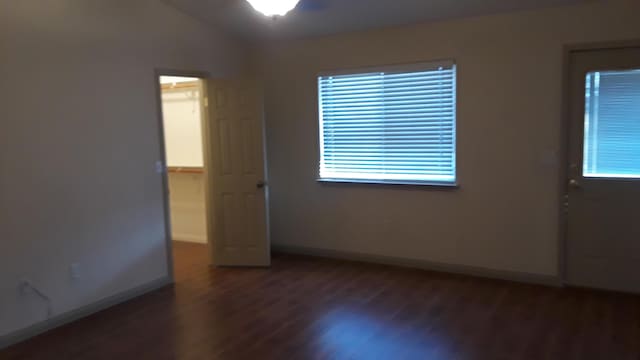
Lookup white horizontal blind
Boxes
[583,69,640,178]
[318,62,456,183]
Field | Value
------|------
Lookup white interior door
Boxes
[205,78,270,266]
[566,47,640,293]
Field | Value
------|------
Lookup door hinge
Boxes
[204,97,209,108]
[562,194,569,213]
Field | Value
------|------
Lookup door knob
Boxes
[569,179,580,188]
[256,181,266,189]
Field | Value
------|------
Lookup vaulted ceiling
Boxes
[163,0,591,41]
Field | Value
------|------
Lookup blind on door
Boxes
[318,61,456,184]
[583,69,640,178]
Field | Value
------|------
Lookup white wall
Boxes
[0,0,246,338]
[168,173,207,243]
[161,85,204,167]
[258,0,640,277]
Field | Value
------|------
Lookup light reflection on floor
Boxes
[316,307,459,359]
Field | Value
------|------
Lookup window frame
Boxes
[315,60,459,187]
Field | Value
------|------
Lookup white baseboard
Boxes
[172,233,206,243]
[1,248,559,350]
[272,244,562,287]
[0,276,172,350]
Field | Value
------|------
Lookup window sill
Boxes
[317,178,459,189]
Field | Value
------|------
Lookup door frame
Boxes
[153,68,212,282]
[559,39,640,285]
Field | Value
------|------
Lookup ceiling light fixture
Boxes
[246,0,300,17]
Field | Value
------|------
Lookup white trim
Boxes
[317,59,456,77]
[273,245,562,287]
[0,277,172,350]
[317,178,457,187]
[583,173,640,179]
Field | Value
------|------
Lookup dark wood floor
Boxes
[3,241,640,359]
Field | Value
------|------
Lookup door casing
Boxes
[154,68,212,283]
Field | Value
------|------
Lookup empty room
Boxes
[1,0,640,359]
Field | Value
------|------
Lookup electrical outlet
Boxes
[70,263,81,280]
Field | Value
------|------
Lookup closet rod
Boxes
[160,81,200,91]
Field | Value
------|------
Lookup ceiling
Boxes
[163,0,590,41]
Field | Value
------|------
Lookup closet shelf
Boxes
[161,81,200,91]
[167,166,204,174]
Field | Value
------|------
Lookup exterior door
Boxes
[566,47,640,293]
[205,79,270,266]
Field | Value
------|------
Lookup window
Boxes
[318,61,456,185]
[583,69,640,178]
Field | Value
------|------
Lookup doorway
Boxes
[158,75,212,275]
[565,45,640,293]
[156,72,272,276]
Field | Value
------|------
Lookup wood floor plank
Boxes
[3,241,640,359]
